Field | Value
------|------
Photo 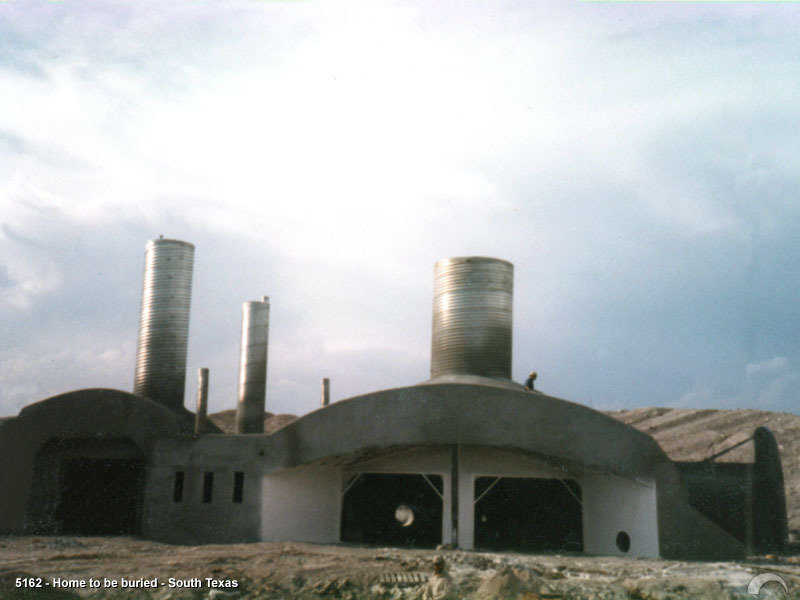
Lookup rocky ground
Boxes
[2,536,800,600]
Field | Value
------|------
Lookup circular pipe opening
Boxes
[395,504,415,527]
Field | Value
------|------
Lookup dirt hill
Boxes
[207,409,298,435]
[605,407,800,536]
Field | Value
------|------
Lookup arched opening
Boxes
[340,473,444,547]
[26,438,145,535]
[474,477,583,552]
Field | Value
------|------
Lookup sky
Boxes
[2,1,800,419]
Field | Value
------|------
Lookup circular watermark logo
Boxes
[748,573,789,599]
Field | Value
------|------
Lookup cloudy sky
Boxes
[2,1,800,419]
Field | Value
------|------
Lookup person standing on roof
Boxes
[524,371,537,391]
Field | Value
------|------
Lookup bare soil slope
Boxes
[605,407,800,535]
[207,410,298,435]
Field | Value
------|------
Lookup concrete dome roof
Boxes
[258,381,670,480]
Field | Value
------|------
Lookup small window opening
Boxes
[202,472,214,503]
[173,471,184,503]
[233,472,244,503]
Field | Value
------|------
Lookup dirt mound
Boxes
[207,410,297,435]
[474,567,526,599]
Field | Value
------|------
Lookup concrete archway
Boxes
[0,388,197,534]
[27,438,146,535]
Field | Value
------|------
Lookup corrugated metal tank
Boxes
[235,296,270,434]
[133,238,195,411]
[430,257,513,379]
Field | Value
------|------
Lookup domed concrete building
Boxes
[0,242,787,560]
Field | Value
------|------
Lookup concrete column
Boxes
[194,368,209,435]
[745,464,754,555]
[321,378,330,407]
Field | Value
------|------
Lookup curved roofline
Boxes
[260,381,670,479]
[419,374,528,391]
[15,388,210,445]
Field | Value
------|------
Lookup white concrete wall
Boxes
[455,447,659,557]
[257,446,659,556]
[581,473,659,557]
[261,465,342,543]
[458,447,565,550]
[343,447,452,544]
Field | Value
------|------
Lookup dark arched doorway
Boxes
[26,438,145,535]
[474,477,583,552]
[341,473,444,547]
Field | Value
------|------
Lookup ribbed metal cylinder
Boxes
[430,257,513,379]
[133,238,195,411]
[235,296,270,434]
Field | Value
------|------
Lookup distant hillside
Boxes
[606,407,800,536]
[208,409,298,435]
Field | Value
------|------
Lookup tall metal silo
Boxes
[430,256,514,380]
[133,237,195,411]
[235,296,270,434]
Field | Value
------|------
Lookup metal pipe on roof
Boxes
[195,368,209,435]
[430,257,514,380]
[235,296,270,434]
[133,237,195,410]
[321,378,330,407]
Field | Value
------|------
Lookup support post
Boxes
[745,463,753,556]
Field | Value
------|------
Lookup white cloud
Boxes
[746,356,789,378]
[2,2,800,416]
[0,335,135,414]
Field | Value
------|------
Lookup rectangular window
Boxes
[173,471,184,503]
[233,472,244,503]
[202,472,214,503]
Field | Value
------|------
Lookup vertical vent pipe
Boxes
[430,257,513,380]
[321,378,330,407]
[195,368,209,435]
[235,296,270,434]
[133,237,195,410]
